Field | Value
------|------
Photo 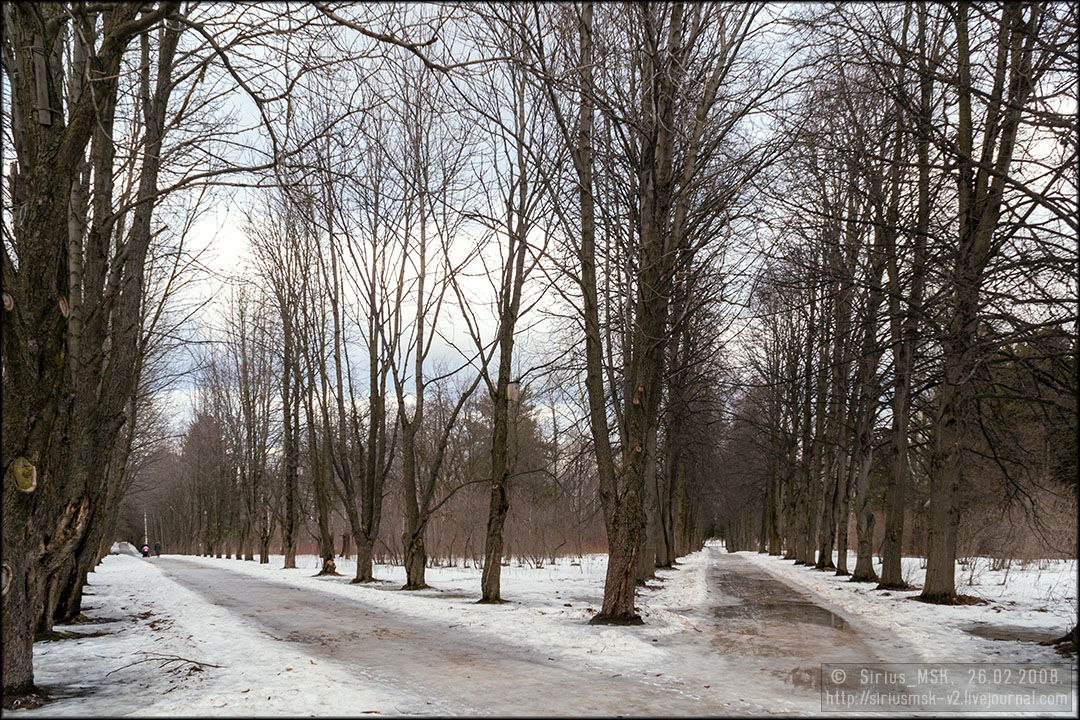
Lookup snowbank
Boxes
[109,542,141,558]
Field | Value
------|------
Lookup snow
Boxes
[109,542,141,558]
[21,555,426,716]
[169,552,670,671]
[732,548,1078,665]
[12,543,1077,717]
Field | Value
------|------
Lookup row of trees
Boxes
[716,3,1076,602]
[1,2,745,699]
[2,0,239,701]
[128,1,741,614]
[2,0,1074,703]
[126,367,608,567]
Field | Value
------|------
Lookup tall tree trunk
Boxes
[401,422,428,590]
[2,4,177,699]
[563,1,634,624]
[311,454,337,576]
[480,68,532,600]
[880,6,929,585]
[479,371,512,602]
[922,2,1036,602]
[281,339,300,570]
[795,297,815,566]
[835,444,856,575]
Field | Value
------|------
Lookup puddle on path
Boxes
[714,601,849,629]
[963,623,1058,643]
[711,568,850,629]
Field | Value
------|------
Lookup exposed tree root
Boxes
[876,581,916,591]
[911,593,986,606]
[589,612,644,626]
[849,573,879,583]
[1,687,49,711]
[1040,625,1078,655]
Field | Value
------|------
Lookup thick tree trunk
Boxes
[766,462,782,556]
[400,423,428,589]
[403,530,428,590]
[480,315,516,602]
[479,475,509,601]
[815,446,839,570]
[282,365,299,570]
[637,426,661,583]
[593,499,645,625]
[835,449,855,575]
[922,1,1036,602]
[479,418,510,602]
[922,354,966,601]
[850,449,878,582]
[922,282,977,600]
[2,5,177,700]
[353,535,376,583]
[311,455,337,576]
[2,562,37,699]
[258,527,271,564]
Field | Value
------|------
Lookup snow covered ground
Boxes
[17,549,723,717]
[20,554,420,716]
[735,549,1078,665]
[12,542,1077,716]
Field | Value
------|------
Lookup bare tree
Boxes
[921,1,1075,602]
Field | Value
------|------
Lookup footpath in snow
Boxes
[734,550,1077,665]
[12,542,1078,716]
[18,549,724,716]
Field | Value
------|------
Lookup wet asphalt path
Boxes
[157,558,715,715]
[154,550,906,714]
[695,550,905,695]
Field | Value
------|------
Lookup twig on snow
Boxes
[105,652,224,676]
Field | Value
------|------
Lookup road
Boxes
[153,548,903,715]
